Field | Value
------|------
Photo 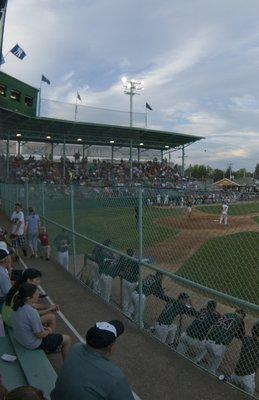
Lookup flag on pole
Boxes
[146,102,153,111]
[10,43,26,60]
[77,92,82,102]
[0,0,8,61]
[42,74,50,85]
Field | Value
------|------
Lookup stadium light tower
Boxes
[121,77,144,127]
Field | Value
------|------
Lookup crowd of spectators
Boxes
[0,155,184,187]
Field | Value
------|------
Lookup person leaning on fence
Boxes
[11,283,71,360]
[51,320,135,400]
[155,292,198,346]
[38,226,51,261]
[117,248,139,318]
[200,308,246,373]
[99,257,120,303]
[0,249,11,312]
[176,300,220,361]
[230,320,259,395]
[53,229,71,270]
[25,207,40,258]
[10,202,27,261]
[131,272,169,327]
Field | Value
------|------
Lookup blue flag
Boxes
[10,43,26,60]
[146,102,153,111]
[42,74,50,85]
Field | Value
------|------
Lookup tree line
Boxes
[184,164,259,182]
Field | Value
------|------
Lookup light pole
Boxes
[121,77,144,127]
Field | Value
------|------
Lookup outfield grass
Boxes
[197,201,259,216]
[45,198,182,253]
[177,231,259,304]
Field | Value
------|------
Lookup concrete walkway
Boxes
[0,212,251,400]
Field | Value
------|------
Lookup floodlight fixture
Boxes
[139,142,144,146]
[46,135,51,139]
[16,133,22,137]
[122,77,144,127]
[77,138,82,142]
[110,140,115,144]
[165,145,169,149]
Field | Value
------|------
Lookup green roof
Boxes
[0,106,203,150]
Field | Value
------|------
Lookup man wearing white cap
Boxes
[51,320,135,400]
[0,249,11,311]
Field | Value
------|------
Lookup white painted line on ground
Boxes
[19,257,141,400]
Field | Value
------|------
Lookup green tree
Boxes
[212,169,224,182]
[254,164,259,179]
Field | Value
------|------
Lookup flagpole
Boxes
[0,0,8,70]
[38,78,43,117]
[74,93,78,121]
[145,106,148,128]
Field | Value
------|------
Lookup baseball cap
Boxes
[178,292,189,300]
[0,248,9,261]
[0,241,8,251]
[86,320,124,349]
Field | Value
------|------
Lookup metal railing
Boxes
[0,182,258,398]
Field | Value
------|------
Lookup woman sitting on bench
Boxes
[2,268,58,331]
[12,283,71,360]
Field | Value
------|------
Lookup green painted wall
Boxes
[0,71,38,117]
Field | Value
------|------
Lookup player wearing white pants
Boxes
[231,373,255,395]
[58,250,69,271]
[176,332,206,361]
[100,273,113,302]
[230,321,259,396]
[122,280,138,317]
[220,202,229,225]
[176,301,219,362]
[154,322,177,345]
[203,340,226,373]
[155,292,197,346]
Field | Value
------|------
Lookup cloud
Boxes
[2,0,259,170]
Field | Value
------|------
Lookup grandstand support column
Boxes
[42,183,45,219]
[137,147,140,163]
[137,188,143,328]
[129,139,133,181]
[182,145,185,177]
[25,182,29,211]
[62,137,66,180]
[17,141,21,157]
[50,142,54,161]
[6,134,10,180]
[111,144,114,164]
[82,143,86,160]
[70,185,77,276]
[161,150,163,163]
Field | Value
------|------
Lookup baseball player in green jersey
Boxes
[230,320,259,395]
[176,300,220,362]
[154,292,198,345]
[117,249,139,318]
[200,309,246,373]
[132,272,169,327]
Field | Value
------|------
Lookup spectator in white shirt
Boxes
[0,249,11,311]
[10,203,27,261]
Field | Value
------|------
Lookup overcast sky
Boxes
[2,0,259,171]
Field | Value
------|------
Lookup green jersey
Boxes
[186,308,220,341]
[208,313,245,346]
[136,274,168,300]
[235,336,259,376]
[157,298,198,326]
[117,256,139,283]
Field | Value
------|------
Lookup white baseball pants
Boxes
[100,273,113,302]
[176,332,207,362]
[220,213,228,225]
[230,373,255,395]
[122,279,137,317]
[58,251,69,271]
[154,322,177,345]
[89,261,100,294]
[202,339,226,373]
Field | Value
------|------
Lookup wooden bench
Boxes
[7,327,57,399]
[0,334,27,390]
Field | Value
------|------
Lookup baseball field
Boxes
[44,197,259,305]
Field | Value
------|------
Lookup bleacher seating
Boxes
[0,326,57,399]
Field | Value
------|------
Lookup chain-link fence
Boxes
[0,182,258,398]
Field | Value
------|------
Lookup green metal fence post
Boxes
[70,185,77,276]
[138,187,143,328]
[42,183,45,220]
